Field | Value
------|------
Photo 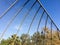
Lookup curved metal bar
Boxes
[0,0,30,41]
[37,0,60,31]
[13,0,37,43]
[43,15,48,45]
[16,0,37,34]
[0,0,18,19]
[36,10,45,32]
[27,6,41,34]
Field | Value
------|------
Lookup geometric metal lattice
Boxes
[0,0,60,45]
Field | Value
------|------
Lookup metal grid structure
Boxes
[0,0,60,45]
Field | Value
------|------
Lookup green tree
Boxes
[31,31,43,45]
[20,34,30,45]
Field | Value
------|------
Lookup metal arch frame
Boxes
[0,0,18,19]
[16,0,37,34]
[0,0,60,44]
[35,10,45,45]
[43,14,48,45]
[0,0,30,41]
[36,0,60,44]
[27,6,41,34]
[11,0,37,44]
[37,0,59,31]
[36,10,45,32]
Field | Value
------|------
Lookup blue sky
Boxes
[0,0,60,39]
[40,0,60,29]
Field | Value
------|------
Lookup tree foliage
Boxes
[0,28,60,45]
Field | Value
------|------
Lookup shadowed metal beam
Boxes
[37,0,59,31]
[0,0,18,19]
[27,6,41,34]
[0,0,30,41]
[36,10,45,32]
[16,0,37,34]
[12,0,37,43]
